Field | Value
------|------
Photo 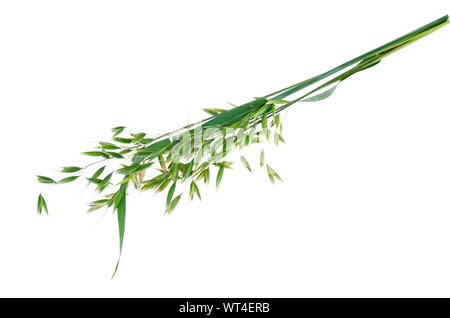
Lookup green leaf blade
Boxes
[112,183,127,279]
[260,150,265,168]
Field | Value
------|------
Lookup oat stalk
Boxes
[36,16,449,277]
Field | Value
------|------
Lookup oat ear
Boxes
[36,15,449,277]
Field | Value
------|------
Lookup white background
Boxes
[1,1,449,297]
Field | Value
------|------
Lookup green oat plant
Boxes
[36,16,449,277]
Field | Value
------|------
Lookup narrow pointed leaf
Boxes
[82,151,110,159]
